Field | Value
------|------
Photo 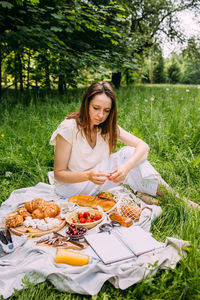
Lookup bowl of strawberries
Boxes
[65,209,105,229]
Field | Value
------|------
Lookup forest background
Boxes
[0,0,200,299]
[0,0,200,95]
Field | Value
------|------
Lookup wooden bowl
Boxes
[65,209,105,229]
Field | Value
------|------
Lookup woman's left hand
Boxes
[108,164,129,183]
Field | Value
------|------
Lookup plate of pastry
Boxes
[5,198,66,237]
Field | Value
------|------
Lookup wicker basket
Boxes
[65,209,105,229]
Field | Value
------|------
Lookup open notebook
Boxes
[85,226,164,264]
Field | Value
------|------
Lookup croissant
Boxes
[25,198,44,213]
[5,215,24,229]
[25,198,60,219]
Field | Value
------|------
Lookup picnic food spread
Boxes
[68,193,142,222]
[5,198,61,229]
[3,190,143,265]
[5,198,65,237]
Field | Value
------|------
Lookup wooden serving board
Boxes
[37,241,88,250]
[10,216,66,237]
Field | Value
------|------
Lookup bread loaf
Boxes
[109,213,133,227]
[68,194,116,212]
[120,204,141,221]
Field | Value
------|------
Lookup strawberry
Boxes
[80,217,87,223]
[83,212,90,218]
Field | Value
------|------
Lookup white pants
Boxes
[50,146,160,199]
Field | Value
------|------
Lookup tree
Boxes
[167,60,181,83]
[110,0,200,87]
[0,0,132,95]
[153,51,166,83]
[181,38,200,84]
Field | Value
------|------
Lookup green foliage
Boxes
[167,61,182,83]
[181,38,200,84]
[0,84,200,299]
[0,0,199,92]
[153,53,166,83]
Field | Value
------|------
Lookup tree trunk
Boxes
[44,57,50,89]
[125,70,129,86]
[14,53,18,90]
[4,74,7,87]
[149,55,153,84]
[0,44,2,99]
[27,49,30,90]
[17,52,23,91]
[111,72,121,88]
[58,74,64,93]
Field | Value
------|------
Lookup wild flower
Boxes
[186,89,190,92]
[144,99,148,102]
[197,85,200,89]
[1,133,4,137]
[166,88,169,91]
[5,172,12,177]
[151,96,155,101]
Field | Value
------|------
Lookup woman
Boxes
[49,81,164,203]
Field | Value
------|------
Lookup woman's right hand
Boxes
[88,170,109,185]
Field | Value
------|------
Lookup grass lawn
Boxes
[0,84,200,299]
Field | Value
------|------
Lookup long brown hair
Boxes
[67,81,118,153]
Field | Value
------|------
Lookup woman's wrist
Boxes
[86,170,92,182]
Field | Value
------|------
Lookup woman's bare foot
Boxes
[136,192,160,206]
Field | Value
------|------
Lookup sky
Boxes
[161,10,200,58]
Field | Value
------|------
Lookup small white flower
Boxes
[144,99,148,102]
[166,88,169,91]
[151,96,155,101]
[197,85,200,89]
[186,89,190,92]
[5,171,12,177]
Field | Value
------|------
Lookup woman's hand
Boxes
[107,164,129,183]
[88,170,109,185]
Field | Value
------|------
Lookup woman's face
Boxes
[89,93,112,128]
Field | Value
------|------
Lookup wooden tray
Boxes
[37,241,88,250]
[10,216,66,237]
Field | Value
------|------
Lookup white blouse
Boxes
[50,119,110,173]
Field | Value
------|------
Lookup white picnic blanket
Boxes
[0,183,189,299]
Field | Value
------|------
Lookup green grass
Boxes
[0,84,200,299]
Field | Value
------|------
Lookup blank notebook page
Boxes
[85,232,135,264]
[115,226,163,256]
